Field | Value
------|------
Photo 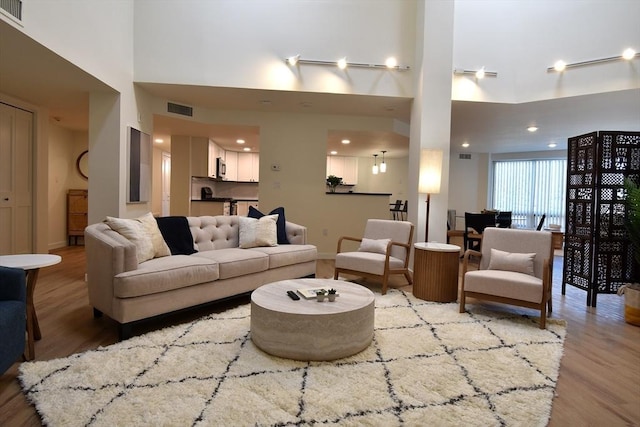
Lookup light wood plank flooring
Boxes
[1,246,639,426]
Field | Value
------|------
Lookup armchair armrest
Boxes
[336,236,362,253]
[462,249,482,275]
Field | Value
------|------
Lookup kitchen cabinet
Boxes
[236,201,259,216]
[225,151,238,181]
[326,156,358,185]
[67,189,88,245]
[237,152,260,182]
[191,139,224,178]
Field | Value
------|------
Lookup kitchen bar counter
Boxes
[325,192,392,196]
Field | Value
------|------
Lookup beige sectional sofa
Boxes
[85,215,317,339]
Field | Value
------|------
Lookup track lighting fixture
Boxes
[453,68,498,78]
[547,48,639,72]
[285,55,410,71]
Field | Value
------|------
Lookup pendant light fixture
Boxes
[372,154,379,175]
[380,150,387,173]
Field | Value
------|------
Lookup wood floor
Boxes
[1,245,639,426]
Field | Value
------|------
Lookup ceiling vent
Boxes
[459,153,472,160]
[167,102,193,117]
[1,0,22,20]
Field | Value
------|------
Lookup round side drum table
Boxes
[412,242,460,302]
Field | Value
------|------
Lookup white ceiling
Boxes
[2,19,638,158]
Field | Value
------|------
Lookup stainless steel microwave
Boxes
[216,157,226,179]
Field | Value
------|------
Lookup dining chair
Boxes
[536,214,547,231]
[389,200,403,220]
[464,212,497,252]
[496,211,512,228]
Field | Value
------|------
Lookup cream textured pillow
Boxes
[239,214,278,249]
[105,216,155,263]
[138,212,171,258]
[358,238,391,255]
[105,213,170,263]
[487,248,536,276]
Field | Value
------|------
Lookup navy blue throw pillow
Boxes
[248,205,290,244]
[155,216,197,255]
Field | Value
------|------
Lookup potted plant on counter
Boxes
[618,177,640,326]
[326,175,343,193]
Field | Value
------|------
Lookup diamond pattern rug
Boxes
[19,290,566,426]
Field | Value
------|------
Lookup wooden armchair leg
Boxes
[459,294,466,313]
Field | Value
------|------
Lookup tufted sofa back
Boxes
[188,216,240,252]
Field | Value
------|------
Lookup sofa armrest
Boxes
[285,221,307,245]
[85,223,139,315]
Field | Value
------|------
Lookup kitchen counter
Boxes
[191,197,233,202]
[326,192,392,196]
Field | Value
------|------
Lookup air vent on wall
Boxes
[459,153,472,160]
[1,0,22,20]
[167,102,193,117]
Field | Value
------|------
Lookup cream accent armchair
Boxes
[334,219,414,295]
[459,227,553,328]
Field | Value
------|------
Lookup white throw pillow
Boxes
[358,238,391,255]
[487,248,536,276]
[138,212,171,258]
[239,214,278,248]
[105,213,170,263]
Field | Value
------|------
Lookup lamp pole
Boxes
[425,193,431,242]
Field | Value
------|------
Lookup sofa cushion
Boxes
[190,248,269,280]
[248,206,290,244]
[113,256,219,298]
[248,244,318,269]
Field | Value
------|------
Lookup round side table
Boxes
[412,242,460,302]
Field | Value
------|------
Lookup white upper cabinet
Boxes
[326,156,358,185]
[225,151,238,181]
[237,152,260,182]
[192,139,224,178]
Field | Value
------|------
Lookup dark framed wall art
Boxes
[128,127,151,203]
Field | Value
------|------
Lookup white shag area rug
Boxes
[20,290,566,427]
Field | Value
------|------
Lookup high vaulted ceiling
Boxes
[1,19,638,158]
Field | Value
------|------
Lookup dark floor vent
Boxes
[167,102,193,117]
[459,153,472,160]
[1,0,22,20]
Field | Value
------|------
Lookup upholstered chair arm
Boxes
[336,236,362,253]
[462,249,481,275]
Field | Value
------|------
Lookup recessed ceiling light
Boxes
[462,142,470,148]
[341,139,350,144]
[548,143,557,148]
[330,151,338,155]
[236,139,245,144]
[527,126,538,132]
[243,147,251,152]
[154,138,164,144]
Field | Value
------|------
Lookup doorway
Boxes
[161,152,171,216]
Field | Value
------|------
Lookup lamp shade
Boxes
[419,149,443,194]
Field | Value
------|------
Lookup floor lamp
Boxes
[419,149,443,242]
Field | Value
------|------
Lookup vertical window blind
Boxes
[493,159,567,229]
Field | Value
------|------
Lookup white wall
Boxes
[452,0,640,103]
[133,0,416,98]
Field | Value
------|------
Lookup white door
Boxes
[161,152,171,216]
[0,102,34,254]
